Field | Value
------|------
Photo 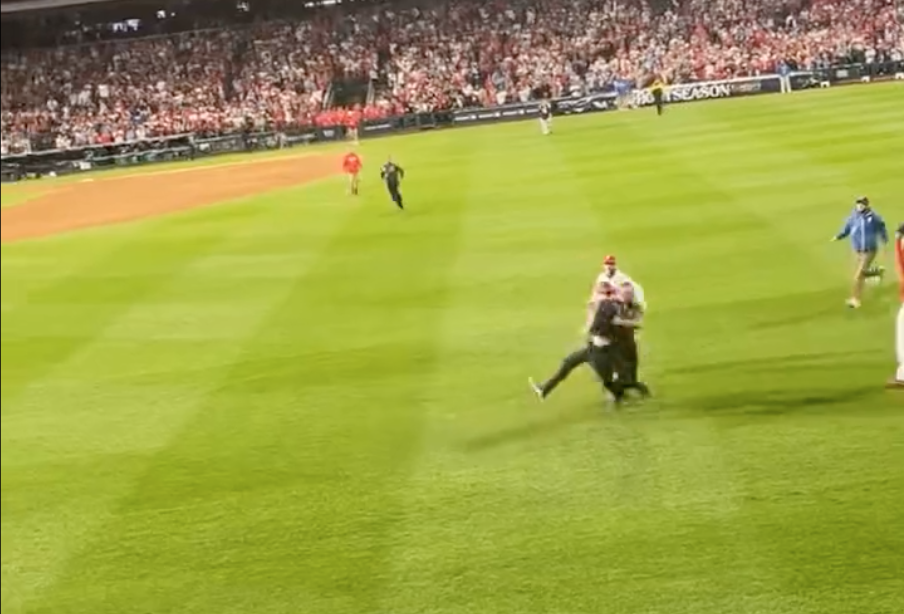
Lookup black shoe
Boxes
[635,382,651,398]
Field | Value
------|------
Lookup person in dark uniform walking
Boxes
[538,99,552,135]
[380,157,405,210]
[650,76,666,116]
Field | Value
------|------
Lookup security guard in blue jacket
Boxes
[832,196,889,308]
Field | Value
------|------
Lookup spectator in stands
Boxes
[1,0,901,150]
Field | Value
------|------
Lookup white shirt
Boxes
[591,270,647,309]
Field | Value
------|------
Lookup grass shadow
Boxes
[462,404,601,452]
[688,385,880,416]
[665,349,875,378]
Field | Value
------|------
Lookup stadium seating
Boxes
[1,0,900,152]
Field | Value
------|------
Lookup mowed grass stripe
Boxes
[381,121,748,614]
[5,184,356,614]
[715,414,904,611]
[375,124,611,612]
[2,185,353,450]
[557,112,800,373]
[1,221,154,309]
[614,101,850,364]
[376,103,896,612]
[23,146,472,614]
[678,87,904,610]
[0,217,242,408]
[617,94,901,611]
[749,88,904,199]
[642,93,898,364]
[710,89,901,284]
[551,114,798,612]
[555,102,854,614]
[685,87,901,209]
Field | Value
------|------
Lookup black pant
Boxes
[611,336,649,398]
[621,336,638,382]
[540,345,590,397]
[386,182,403,209]
[652,89,663,115]
[588,344,627,401]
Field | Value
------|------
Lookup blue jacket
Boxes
[836,208,888,252]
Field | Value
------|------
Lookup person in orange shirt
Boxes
[890,222,904,388]
[342,151,362,196]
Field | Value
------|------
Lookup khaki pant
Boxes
[853,250,876,279]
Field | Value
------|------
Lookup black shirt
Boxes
[588,299,620,342]
[381,162,404,185]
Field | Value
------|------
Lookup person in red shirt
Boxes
[342,151,363,196]
[890,222,904,388]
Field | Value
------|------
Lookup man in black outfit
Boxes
[528,284,624,403]
[528,345,592,401]
[585,286,635,404]
[650,77,665,116]
[529,282,648,405]
[380,157,405,209]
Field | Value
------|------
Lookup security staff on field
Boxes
[380,157,405,210]
[650,76,666,116]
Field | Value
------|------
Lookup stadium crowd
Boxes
[1,0,901,152]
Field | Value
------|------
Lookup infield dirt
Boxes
[1,154,337,243]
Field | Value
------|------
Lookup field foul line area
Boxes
[83,147,340,183]
[0,154,340,244]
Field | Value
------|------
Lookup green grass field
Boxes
[0,187,49,209]
[2,84,903,614]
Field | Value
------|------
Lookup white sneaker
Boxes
[528,377,545,401]
[846,298,861,309]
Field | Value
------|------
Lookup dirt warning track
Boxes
[1,155,338,243]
